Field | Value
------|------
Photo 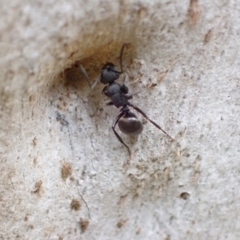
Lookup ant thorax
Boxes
[105,82,123,97]
[105,82,130,108]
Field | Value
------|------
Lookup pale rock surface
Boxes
[1,0,240,239]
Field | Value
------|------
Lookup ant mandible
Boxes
[79,44,174,155]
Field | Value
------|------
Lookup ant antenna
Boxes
[79,64,100,89]
[119,43,127,73]
[79,64,91,87]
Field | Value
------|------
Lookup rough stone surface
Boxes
[1,0,240,239]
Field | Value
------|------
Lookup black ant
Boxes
[79,44,174,155]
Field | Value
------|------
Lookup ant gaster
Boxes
[79,44,174,155]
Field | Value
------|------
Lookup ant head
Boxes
[100,62,121,84]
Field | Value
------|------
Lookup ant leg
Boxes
[122,74,127,84]
[122,75,140,97]
[112,112,131,156]
[79,64,100,89]
[128,103,175,141]
[121,83,129,94]
[126,91,141,99]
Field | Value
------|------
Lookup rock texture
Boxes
[1,0,240,239]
